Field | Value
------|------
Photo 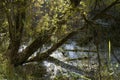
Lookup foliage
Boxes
[0,0,120,80]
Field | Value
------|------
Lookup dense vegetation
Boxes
[0,0,120,80]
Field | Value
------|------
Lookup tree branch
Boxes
[92,0,119,20]
[27,27,85,62]
[27,56,85,75]
[15,28,55,66]
[64,49,97,53]
[5,1,26,64]
[65,57,91,61]
[47,56,85,75]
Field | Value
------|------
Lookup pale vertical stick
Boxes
[108,40,111,64]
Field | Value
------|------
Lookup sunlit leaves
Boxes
[0,0,120,79]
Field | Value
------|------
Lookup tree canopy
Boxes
[0,0,120,80]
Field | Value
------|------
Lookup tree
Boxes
[0,0,120,79]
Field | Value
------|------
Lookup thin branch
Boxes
[112,52,120,64]
[96,45,102,80]
[65,57,91,61]
[46,56,85,75]
[112,48,120,64]
[92,0,119,20]
[64,49,97,53]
